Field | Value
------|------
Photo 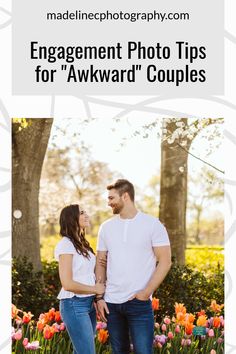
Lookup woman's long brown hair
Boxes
[59,204,94,259]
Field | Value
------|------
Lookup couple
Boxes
[55,179,171,354]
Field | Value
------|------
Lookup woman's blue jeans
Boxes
[60,296,96,354]
[106,298,154,354]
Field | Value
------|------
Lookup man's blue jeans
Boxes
[60,296,96,354]
[106,298,154,354]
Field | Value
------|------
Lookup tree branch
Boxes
[177,143,224,174]
[69,174,83,199]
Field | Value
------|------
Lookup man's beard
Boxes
[112,202,124,214]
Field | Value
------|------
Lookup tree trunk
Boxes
[195,207,202,244]
[12,118,53,271]
[159,119,190,265]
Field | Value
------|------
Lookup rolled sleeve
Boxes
[151,219,170,247]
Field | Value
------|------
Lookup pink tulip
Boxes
[181,339,191,346]
[168,331,174,339]
[161,324,167,332]
[155,322,160,329]
[208,329,214,337]
[210,350,216,354]
[23,338,29,347]
[30,341,40,350]
[25,341,40,350]
[52,323,60,332]
[96,321,107,330]
[59,322,66,331]
[217,338,223,344]
[157,342,162,348]
[175,325,180,333]
[155,334,167,345]
[164,317,171,325]
[39,313,45,320]
[14,329,22,341]
[186,339,191,346]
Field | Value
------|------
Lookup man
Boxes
[96,179,171,354]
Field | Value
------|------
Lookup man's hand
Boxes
[97,299,110,322]
[129,289,150,301]
[94,301,99,317]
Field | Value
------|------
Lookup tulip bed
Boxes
[12,299,224,354]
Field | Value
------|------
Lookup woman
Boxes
[54,204,105,354]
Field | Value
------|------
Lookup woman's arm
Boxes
[59,254,105,295]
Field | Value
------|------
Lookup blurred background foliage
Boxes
[13,248,224,319]
[12,118,224,316]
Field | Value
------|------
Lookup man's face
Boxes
[108,189,124,214]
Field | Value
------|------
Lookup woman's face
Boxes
[78,209,90,229]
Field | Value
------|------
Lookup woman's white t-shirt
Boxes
[54,237,96,299]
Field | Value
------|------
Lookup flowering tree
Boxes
[159,118,223,264]
[39,143,120,238]
[187,168,223,244]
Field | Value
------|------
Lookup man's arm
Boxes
[95,250,107,284]
[135,245,172,300]
[95,250,110,321]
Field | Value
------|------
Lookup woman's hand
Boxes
[94,281,105,295]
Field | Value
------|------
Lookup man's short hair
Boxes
[107,179,135,202]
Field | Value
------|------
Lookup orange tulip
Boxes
[176,311,186,325]
[43,325,55,340]
[152,298,159,311]
[54,311,61,322]
[12,304,22,323]
[196,315,207,327]
[186,313,195,323]
[37,320,45,332]
[175,303,186,315]
[22,312,34,324]
[210,300,224,313]
[185,321,194,335]
[98,329,109,344]
[41,313,50,324]
[213,316,221,328]
[197,310,206,317]
[47,308,56,321]
[12,304,19,319]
